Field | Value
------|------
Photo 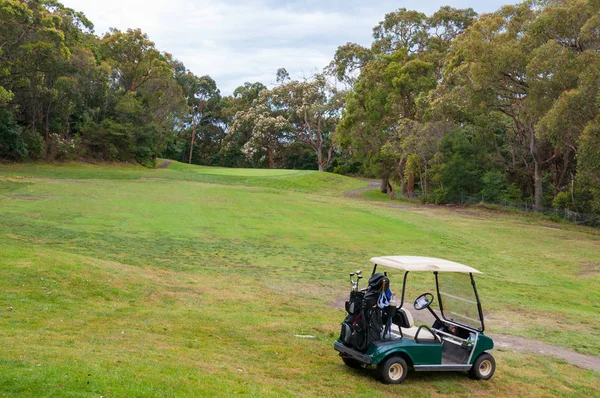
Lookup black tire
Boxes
[342,357,363,369]
[469,352,496,380]
[378,356,408,384]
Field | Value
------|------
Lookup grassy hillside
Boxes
[0,162,598,397]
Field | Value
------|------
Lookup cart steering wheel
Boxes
[413,293,434,311]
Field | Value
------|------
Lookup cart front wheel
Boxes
[469,353,496,380]
[379,356,408,384]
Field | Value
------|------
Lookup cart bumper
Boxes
[333,341,372,364]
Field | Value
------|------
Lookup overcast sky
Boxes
[60,0,512,95]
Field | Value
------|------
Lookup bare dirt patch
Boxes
[580,263,599,276]
[9,194,58,200]
[50,179,116,188]
[386,204,413,210]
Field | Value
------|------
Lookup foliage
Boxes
[333,6,477,196]
[435,129,483,203]
[0,107,26,160]
[332,0,600,216]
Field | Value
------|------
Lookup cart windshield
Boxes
[437,273,483,331]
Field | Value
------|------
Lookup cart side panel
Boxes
[469,334,494,364]
[369,339,443,366]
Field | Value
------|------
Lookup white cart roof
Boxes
[370,256,482,274]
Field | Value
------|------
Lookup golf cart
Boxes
[334,256,495,384]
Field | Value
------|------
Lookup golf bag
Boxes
[340,290,366,349]
[339,273,390,352]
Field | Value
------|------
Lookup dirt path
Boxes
[344,180,414,210]
[491,334,600,372]
[344,180,380,197]
[157,159,172,169]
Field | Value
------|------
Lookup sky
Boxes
[60,0,512,95]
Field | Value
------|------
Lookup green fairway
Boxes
[0,161,598,397]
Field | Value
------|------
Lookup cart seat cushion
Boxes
[392,308,415,329]
[391,308,435,340]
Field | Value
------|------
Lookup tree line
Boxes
[0,0,598,214]
[332,0,600,214]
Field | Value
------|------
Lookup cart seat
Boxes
[391,308,435,340]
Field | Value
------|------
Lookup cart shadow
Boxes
[345,367,468,384]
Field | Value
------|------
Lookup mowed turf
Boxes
[0,161,598,397]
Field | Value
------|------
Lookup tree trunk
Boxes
[399,173,407,197]
[380,175,390,193]
[530,128,543,212]
[188,113,197,164]
[316,146,324,171]
[45,104,51,160]
[314,134,332,172]
[533,159,543,212]
[407,172,415,198]
[397,159,408,197]
[268,150,274,169]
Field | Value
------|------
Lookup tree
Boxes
[230,90,288,169]
[219,82,267,167]
[327,43,373,86]
[444,0,600,211]
[333,6,477,194]
[101,28,169,93]
[271,75,341,171]
[174,72,219,164]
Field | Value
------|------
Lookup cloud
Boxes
[60,0,508,95]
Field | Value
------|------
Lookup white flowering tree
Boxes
[231,95,289,168]
[230,73,340,171]
[271,75,341,171]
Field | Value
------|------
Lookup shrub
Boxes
[0,108,27,161]
[22,129,45,160]
[480,170,506,202]
[47,133,77,161]
[552,191,571,210]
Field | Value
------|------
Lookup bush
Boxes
[278,142,318,170]
[436,130,483,203]
[552,191,571,210]
[22,129,45,160]
[330,153,363,175]
[0,108,27,161]
[481,170,506,202]
[47,133,77,161]
[503,183,523,203]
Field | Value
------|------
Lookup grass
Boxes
[0,160,598,397]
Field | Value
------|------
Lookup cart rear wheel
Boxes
[469,353,496,380]
[379,356,408,384]
[342,357,363,369]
